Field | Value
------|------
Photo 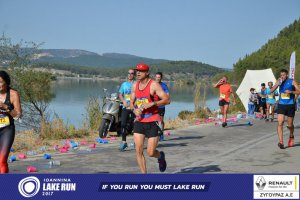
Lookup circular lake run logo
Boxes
[18,176,41,198]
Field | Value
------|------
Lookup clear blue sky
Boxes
[0,0,299,68]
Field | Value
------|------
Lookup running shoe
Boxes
[119,143,128,151]
[260,116,264,120]
[278,142,285,149]
[222,122,227,127]
[158,151,167,172]
[265,118,269,122]
[270,118,274,122]
[288,136,294,147]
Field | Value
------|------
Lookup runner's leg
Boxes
[0,126,15,173]
[223,104,229,123]
[277,114,285,145]
[220,106,224,122]
[121,108,129,143]
[287,117,294,138]
[134,133,146,173]
[146,136,160,158]
[266,104,270,120]
[271,105,275,120]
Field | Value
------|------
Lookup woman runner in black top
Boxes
[0,71,22,173]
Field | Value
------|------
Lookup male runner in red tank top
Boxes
[130,63,170,173]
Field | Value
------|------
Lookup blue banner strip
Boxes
[0,174,295,200]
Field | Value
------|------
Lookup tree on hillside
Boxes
[233,18,300,84]
[0,35,54,131]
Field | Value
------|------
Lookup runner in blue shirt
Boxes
[265,81,278,122]
[270,69,300,149]
[155,72,170,141]
[118,69,135,151]
[258,83,267,119]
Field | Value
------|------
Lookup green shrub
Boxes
[178,110,194,120]
[85,96,102,131]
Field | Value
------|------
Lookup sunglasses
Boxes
[128,72,135,75]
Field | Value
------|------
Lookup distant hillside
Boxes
[34,60,225,80]
[149,61,226,79]
[38,49,98,58]
[34,49,170,68]
[233,18,300,83]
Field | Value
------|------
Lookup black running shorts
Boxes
[219,99,229,106]
[259,102,267,109]
[134,121,160,138]
[158,107,165,117]
[277,104,295,118]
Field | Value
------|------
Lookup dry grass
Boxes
[12,129,100,155]
[40,118,89,140]
[165,118,192,130]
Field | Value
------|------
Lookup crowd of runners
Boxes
[0,65,299,174]
[215,69,300,151]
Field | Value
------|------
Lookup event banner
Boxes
[289,51,296,79]
[0,174,299,200]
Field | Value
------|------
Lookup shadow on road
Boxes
[285,142,300,148]
[164,128,176,131]
[177,165,221,173]
[226,124,253,128]
[167,136,204,141]
[158,143,188,148]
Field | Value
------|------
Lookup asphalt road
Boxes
[9,113,300,174]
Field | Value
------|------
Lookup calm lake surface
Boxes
[49,78,219,128]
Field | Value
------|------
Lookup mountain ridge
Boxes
[35,49,170,68]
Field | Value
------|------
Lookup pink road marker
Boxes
[59,148,67,153]
[27,166,38,173]
[18,154,27,159]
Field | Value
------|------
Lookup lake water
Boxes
[49,78,219,128]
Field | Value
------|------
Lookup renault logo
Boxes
[256,176,266,190]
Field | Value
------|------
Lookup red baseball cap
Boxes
[136,63,149,71]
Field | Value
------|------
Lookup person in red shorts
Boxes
[214,76,236,127]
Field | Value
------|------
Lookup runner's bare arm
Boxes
[214,79,223,88]
[130,82,136,110]
[130,82,143,117]
[142,82,170,109]
[9,90,22,119]
[166,92,170,99]
[119,93,126,105]
[286,80,300,95]
[270,79,280,93]
[231,91,236,105]
[154,82,171,106]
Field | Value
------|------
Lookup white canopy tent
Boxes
[236,68,277,112]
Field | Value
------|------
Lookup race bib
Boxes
[261,94,266,98]
[124,94,131,101]
[281,93,290,99]
[267,94,274,99]
[0,114,10,128]
[136,98,149,108]
[220,93,226,99]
